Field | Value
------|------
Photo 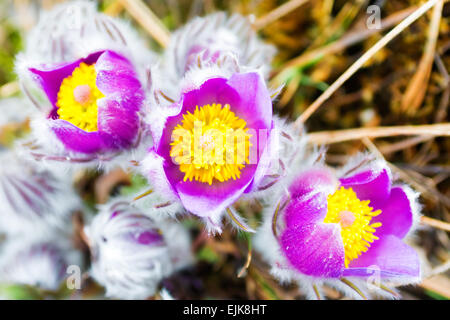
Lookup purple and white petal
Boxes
[97,97,140,149]
[339,161,391,209]
[280,223,345,278]
[372,186,414,239]
[288,167,338,199]
[344,235,420,281]
[283,191,329,229]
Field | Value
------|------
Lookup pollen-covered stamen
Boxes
[73,84,92,105]
[170,103,252,185]
[324,187,382,267]
[56,62,104,132]
[338,210,356,228]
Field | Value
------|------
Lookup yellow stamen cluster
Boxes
[56,63,104,132]
[324,187,382,267]
[170,103,252,185]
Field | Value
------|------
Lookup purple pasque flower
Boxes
[84,198,192,300]
[142,70,276,233]
[255,154,421,299]
[28,50,144,155]
[17,1,154,168]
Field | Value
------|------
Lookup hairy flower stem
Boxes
[340,278,367,300]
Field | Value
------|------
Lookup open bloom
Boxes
[142,11,282,233]
[143,70,280,233]
[17,1,153,168]
[254,155,421,299]
[141,12,280,233]
[27,50,144,157]
[84,199,192,300]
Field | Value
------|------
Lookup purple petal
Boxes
[284,192,328,229]
[181,77,241,114]
[49,119,105,154]
[95,51,143,110]
[226,72,272,130]
[372,187,413,239]
[280,223,345,278]
[288,167,338,199]
[344,235,420,280]
[97,97,140,149]
[243,121,274,192]
[136,231,164,245]
[340,165,391,209]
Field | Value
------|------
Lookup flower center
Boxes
[56,62,104,132]
[324,187,382,267]
[170,103,252,185]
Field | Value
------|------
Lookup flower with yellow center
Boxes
[56,63,104,132]
[324,187,382,267]
[169,103,252,185]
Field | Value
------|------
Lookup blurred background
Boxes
[0,0,449,299]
